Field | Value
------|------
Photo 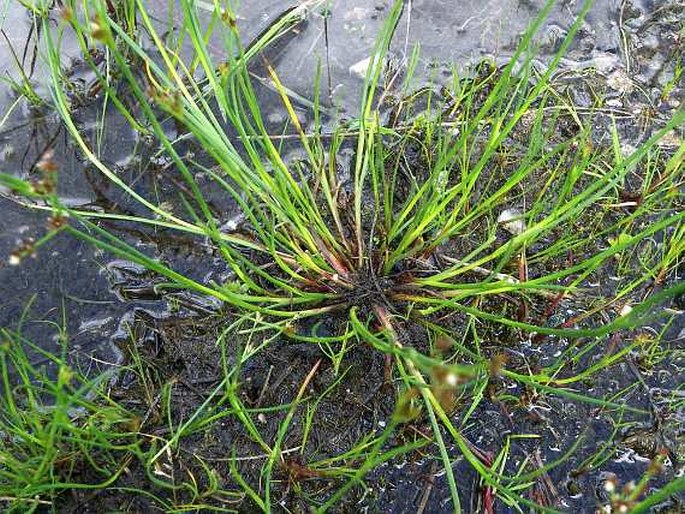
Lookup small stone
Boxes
[267,111,286,124]
[343,7,371,21]
[445,372,458,387]
[607,69,634,94]
[620,143,636,157]
[656,130,682,149]
[497,208,526,235]
[349,57,371,79]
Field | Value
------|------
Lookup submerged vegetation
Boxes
[1,0,683,511]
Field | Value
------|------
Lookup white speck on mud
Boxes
[497,208,526,235]
[349,57,371,79]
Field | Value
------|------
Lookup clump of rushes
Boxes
[0,321,142,513]
[3,0,683,510]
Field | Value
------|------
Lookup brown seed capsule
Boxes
[33,178,56,195]
[59,6,74,23]
[36,148,58,173]
[9,238,37,265]
[47,213,69,231]
[435,334,454,354]
[221,11,237,28]
[393,387,422,423]
[488,353,507,377]
[90,17,108,41]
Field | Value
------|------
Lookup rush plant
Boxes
[2,0,683,511]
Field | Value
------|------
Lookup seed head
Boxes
[36,148,58,173]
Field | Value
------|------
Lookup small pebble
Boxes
[497,208,526,235]
[349,57,371,79]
